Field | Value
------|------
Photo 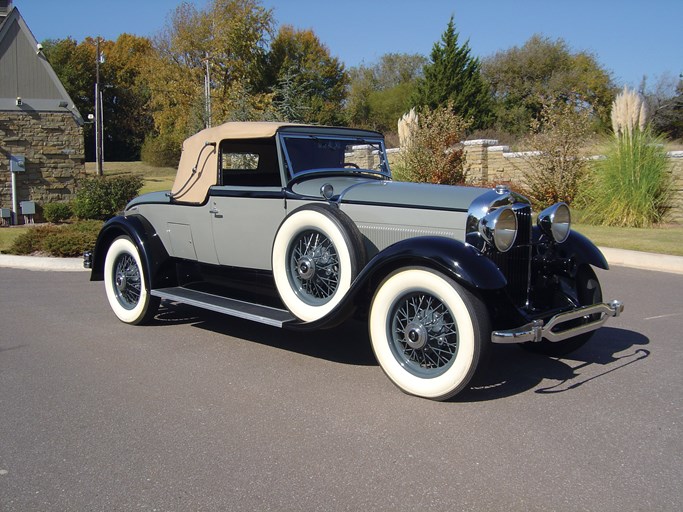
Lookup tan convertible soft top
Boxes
[170,122,300,203]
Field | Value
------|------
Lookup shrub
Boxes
[516,99,593,208]
[396,102,471,185]
[43,202,73,224]
[6,220,103,257]
[73,175,143,220]
[141,134,181,168]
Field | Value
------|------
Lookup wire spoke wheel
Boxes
[389,292,459,378]
[112,253,142,310]
[288,229,340,305]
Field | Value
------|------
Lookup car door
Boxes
[209,138,286,270]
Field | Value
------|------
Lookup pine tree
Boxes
[411,17,492,129]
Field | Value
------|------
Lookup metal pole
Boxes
[11,170,18,225]
[95,37,102,176]
[205,53,211,128]
[99,87,104,164]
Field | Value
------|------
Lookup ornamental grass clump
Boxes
[582,87,672,227]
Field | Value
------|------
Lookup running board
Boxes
[151,287,296,328]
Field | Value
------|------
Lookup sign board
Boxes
[10,154,25,172]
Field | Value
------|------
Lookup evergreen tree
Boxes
[411,17,492,130]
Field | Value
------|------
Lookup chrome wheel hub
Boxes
[404,321,427,349]
[115,273,127,292]
[297,256,316,280]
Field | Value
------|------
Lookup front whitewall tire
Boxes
[369,268,488,400]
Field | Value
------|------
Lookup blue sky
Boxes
[16,0,683,92]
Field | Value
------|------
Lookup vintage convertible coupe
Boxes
[85,122,623,400]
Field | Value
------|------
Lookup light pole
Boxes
[204,52,211,128]
[94,37,104,175]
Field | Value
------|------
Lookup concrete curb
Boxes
[0,254,88,272]
[598,247,683,275]
[1,248,682,275]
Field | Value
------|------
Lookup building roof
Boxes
[0,4,83,123]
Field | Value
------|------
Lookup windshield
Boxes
[279,134,391,178]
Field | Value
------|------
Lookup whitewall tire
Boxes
[272,204,364,322]
[369,268,489,400]
[104,236,159,325]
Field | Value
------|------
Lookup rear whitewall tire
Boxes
[272,204,364,322]
[369,268,489,400]
[104,236,159,325]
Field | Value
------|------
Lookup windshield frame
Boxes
[278,132,392,181]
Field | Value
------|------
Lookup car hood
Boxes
[291,177,489,212]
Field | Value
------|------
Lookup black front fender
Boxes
[559,231,609,270]
[292,236,506,330]
[359,236,507,291]
[90,214,170,289]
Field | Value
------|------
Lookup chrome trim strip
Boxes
[491,300,624,344]
[341,199,469,213]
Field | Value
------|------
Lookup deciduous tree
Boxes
[264,25,347,125]
[394,102,471,185]
[346,53,426,134]
[43,35,154,161]
[482,35,615,135]
[144,0,274,164]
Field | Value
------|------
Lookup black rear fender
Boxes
[90,215,172,289]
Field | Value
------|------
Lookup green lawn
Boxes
[573,222,683,256]
[0,226,27,252]
[85,161,176,194]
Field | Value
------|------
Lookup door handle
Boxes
[209,206,219,215]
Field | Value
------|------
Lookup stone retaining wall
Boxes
[0,111,85,217]
[461,140,683,224]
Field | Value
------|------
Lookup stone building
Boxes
[0,0,84,223]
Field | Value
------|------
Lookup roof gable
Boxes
[0,6,83,123]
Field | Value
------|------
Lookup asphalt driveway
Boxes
[0,265,681,511]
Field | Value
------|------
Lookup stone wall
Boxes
[0,111,85,217]
[460,140,683,224]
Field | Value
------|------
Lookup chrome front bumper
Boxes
[491,300,624,344]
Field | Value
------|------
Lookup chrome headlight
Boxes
[537,202,571,243]
[479,206,518,252]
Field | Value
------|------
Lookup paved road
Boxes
[0,266,681,511]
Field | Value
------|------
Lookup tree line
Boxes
[43,0,682,166]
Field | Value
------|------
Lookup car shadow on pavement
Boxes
[455,327,650,402]
[154,301,377,366]
[152,303,650,400]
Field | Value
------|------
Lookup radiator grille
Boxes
[489,205,532,307]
